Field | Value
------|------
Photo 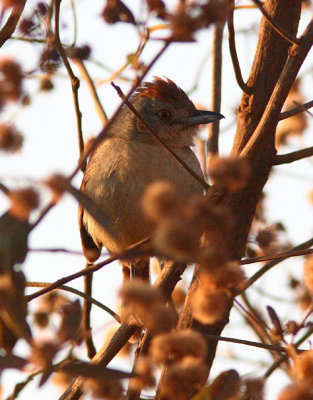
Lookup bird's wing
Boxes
[78,180,102,263]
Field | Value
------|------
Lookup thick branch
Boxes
[0,2,26,47]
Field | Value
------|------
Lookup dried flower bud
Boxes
[191,288,230,325]
[65,45,91,60]
[146,0,167,19]
[185,195,234,237]
[284,320,300,336]
[242,377,265,400]
[303,256,313,295]
[141,302,176,333]
[29,341,58,369]
[209,155,250,191]
[210,369,240,400]
[159,356,208,400]
[294,350,313,383]
[19,17,35,35]
[9,187,39,221]
[150,330,207,364]
[44,173,69,202]
[39,47,61,73]
[153,217,200,261]
[119,280,162,313]
[0,58,23,102]
[129,356,155,391]
[36,2,48,16]
[85,377,124,400]
[102,0,136,25]
[256,228,277,250]
[278,383,313,400]
[142,181,180,222]
[33,311,49,328]
[0,123,23,153]
[58,299,82,344]
[199,262,246,293]
[40,75,54,91]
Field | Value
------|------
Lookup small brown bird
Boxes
[79,77,223,278]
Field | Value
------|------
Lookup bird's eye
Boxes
[158,110,172,120]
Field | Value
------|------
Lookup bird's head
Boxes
[111,77,224,147]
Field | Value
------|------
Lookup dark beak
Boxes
[174,110,224,126]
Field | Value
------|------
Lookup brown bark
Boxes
[176,0,304,378]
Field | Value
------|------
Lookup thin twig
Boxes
[111,82,210,191]
[53,0,85,171]
[251,0,300,45]
[26,281,121,323]
[273,146,313,165]
[227,0,251,93]
[241,247,313,265]
[243,238,313,291]
[264,326,313,378]
[280,99,313,120]
[207,21,225,159]
[73,59,108,125]
[26,237,151,302]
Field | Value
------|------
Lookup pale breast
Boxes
[83,138,204,253]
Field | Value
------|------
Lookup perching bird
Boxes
[79,77,224,279]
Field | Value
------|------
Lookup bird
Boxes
[79,77,224,280]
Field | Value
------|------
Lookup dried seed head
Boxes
[141,302,176,333]
[44,173,69,202]
[19,17,35,35]
[40,75,54,91]
[210,369,240,400]
[9,187,39,221]
[141,181,180,222]
[278,383,313,400]
[65,45,91,60]
[102,0,136,25]
[33,311,49,329]
[0,58,23,102]
[303,256,313,295]
[185,195,234,237]
[0,123,23,153]
[209,155,250,191]
[129,356,155,391]
[294,350,313,383]
[191,288,230,325]
[119,280,162,312]
[39,47,61,73]
[146,0,167,19]
[242,377,265,400]
[58,299,82,344]
[159,356,208,400]
[29,341,58,369]
[199,262,246,293]
[153,217,200,261]
[150,330,207,364]
[85,378,124,400]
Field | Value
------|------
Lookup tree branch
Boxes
[227,0,251,94]
[207,21,225,158]
[26,281,120,323]
[241,20,313,157]
[0,1,26,47]
[280,99,313,120]
[53,0,85,171]
[251,0,300,45]
[273,146,313,165]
